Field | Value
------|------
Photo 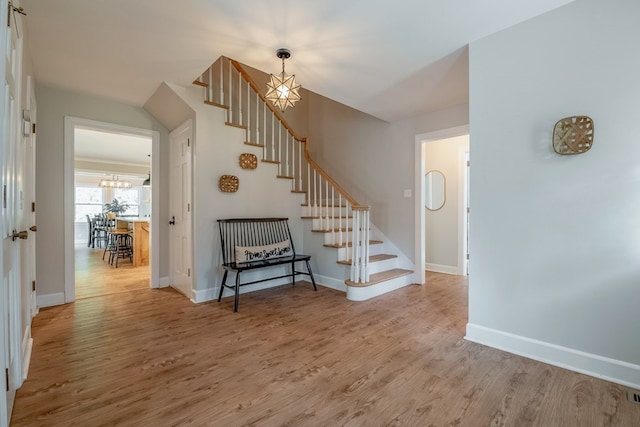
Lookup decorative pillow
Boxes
[235,239,292,263]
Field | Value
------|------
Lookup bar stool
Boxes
[105,229,133,267]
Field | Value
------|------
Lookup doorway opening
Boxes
[414,125,469,285]
[64,117,160,302]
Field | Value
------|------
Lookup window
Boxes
[75,186,103,222]
[113,188,140,217]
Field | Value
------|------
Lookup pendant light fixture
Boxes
[265,48,302,112]
[99,176,132,189]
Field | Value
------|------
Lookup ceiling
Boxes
[75,127,151,168]
[22,0,575,122]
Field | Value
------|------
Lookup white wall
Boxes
[467,0,640,387]
[424,135,469,274]
[35,86,170,300]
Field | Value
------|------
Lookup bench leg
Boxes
[234,272,241,312]
[305,260,318,291]
[291,261,296,286]
[217,271,228,302]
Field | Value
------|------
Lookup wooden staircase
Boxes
[193,56,414,301]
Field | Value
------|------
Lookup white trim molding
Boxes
[415,125,470,286]
[64,116,161,301]
[36,293,66,308]
[425,263,459,276]
[466,323,640,390]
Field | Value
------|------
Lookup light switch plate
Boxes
[403,189,412,198]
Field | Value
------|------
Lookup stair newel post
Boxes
[307,163,312,216]
[351,207,359,282]
[364,208,370,282]
[228,59,233,123]
[219,57,224,106]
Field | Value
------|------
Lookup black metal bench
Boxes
[217,218,317,311]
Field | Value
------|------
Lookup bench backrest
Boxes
[217,218,296,265]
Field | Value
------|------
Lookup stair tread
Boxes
[244,141,264,147]
[225,121,247,130]
[337,254,397,265]
[301,215,353,219]
[345,268,413,287]
[312,228,352,233]
[204,100,229,109]
[324,240,383,249]
[301,203,348,207]
[193,80,208,87]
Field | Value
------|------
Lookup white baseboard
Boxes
[158,276,171,288]
[314,274,347,293]
[465,323,640,389]
[425,263,460,276]
[191,274,342,304]
[37,292,66,308]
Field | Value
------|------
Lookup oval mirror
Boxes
[425,170,445,211]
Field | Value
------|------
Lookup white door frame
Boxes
[63,117,160,302]
[414,124,469,285]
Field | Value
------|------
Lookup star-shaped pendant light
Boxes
[265,48,302,112]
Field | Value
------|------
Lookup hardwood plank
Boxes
[11,272,640,426]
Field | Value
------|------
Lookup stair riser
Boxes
[336,244,383,260]
[311,217,353,230]
[346,274,414,302]
[324,231,352,245]
[302,206,351,217]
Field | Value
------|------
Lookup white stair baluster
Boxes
[313,169,318,218]
[298,140,303,191]
[208,66,213,102]
[338,194,343,247]
[246,80,250,141]
[331,187,335,245]
[228,60,233,123]
[238,69,243,125]
[219,58,224,105]
[271,113,275,161]
[307,163,312,216]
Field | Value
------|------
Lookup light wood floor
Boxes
[75,244,149,299]
[11,272,640,426]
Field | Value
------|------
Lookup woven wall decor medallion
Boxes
[219,175,239,193]
[239,153,258,170]
[553,116,594,155]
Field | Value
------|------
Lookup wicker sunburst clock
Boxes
[553,116,594,155]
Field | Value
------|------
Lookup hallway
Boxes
[75,244,149,300]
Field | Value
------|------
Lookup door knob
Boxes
[29,225,37,232]
[169,216,175,225]
[12,230,28,241]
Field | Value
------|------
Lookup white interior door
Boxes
[169,122,192,298]
[2,0,26,422]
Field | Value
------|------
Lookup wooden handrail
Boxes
[301,141,360,207]
[229,57,362,208]
[229,58,306,143]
